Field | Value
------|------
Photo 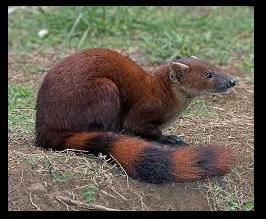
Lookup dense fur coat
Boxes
[36,48,236,184]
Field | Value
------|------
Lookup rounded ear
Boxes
[169,62,189,82]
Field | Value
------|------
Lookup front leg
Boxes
[154,134,188,147]
[122,99,188,147]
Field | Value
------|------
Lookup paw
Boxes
[158,135,188,147]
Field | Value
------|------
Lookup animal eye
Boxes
[205,72,213,79]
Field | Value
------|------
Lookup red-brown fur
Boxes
[170,145,232,181]
[65,132,99,149]
[35,48,236,183]
[110,136,151,176]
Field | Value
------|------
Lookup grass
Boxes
[8,84,35,130]
[201,179,254,211]
[8,6,254,211]
[20,63,46,75]
[51,172,74,184]
[19,147,121,187]
[27,154,75,184]
[81,185,98,204]
[8,6,254,67]
[184,98,217,118]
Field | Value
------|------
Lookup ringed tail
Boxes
[43,131,234,184]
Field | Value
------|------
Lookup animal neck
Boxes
[152,65,195,116]
[171,86,195,115]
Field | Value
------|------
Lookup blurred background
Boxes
[8,6,253,69]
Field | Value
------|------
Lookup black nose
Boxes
[229,79,236,87]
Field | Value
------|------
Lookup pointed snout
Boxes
[215,77,237,92]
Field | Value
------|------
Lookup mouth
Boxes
[213,87,233,95]
[215,87,230,93]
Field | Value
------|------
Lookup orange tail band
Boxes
[60,131,233,184]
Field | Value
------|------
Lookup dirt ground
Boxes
[8,49,254,211]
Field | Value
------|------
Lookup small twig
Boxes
[61,148,90,154]
[56,196,77,211]
[207,179,217,211]
[109,154,130,188]
[205,188,214,211]
[100,189,117,199]
[246,143,254,150]
[8,171,24,194]
[184,182,187,190]
[57,197,70,211]
[137,192,148,210]
[55,196,121,211]
[109,186,128,201]
[92,176,99,187]
[29,190,41,211]
[41,150,53,166]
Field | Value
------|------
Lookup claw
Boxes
[157,135,189,147]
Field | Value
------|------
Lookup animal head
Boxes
[168,56,236,96]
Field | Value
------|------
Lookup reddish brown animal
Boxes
[36,48,236,184]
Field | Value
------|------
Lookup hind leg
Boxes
[86,78,122,131]
[68,78,122,132]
